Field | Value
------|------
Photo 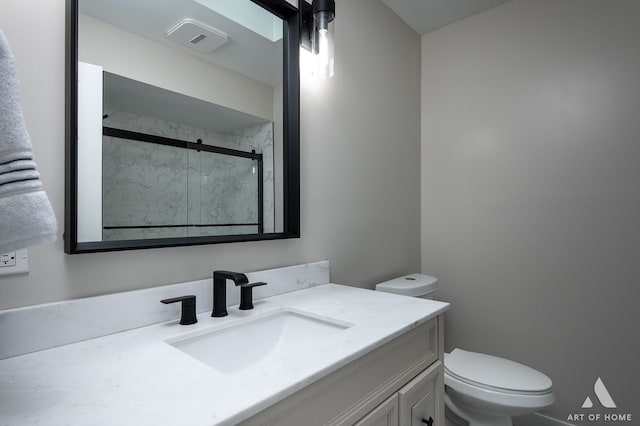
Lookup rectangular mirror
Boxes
[65,0,300,253]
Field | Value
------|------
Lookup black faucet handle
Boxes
[161,295,198,325]
[239,282,268,310]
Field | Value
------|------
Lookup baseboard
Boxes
[515,413,576,426]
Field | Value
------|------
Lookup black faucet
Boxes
[212,270,248,317]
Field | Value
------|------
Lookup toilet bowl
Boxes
[375,274,555,426]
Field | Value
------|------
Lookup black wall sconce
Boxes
[300,0,335,78]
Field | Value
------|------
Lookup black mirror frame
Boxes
[64,0,300,254]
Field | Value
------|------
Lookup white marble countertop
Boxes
[0,284,449,426]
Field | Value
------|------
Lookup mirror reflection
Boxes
[76,0,285,243]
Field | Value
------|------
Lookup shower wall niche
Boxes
[101,110,275,241]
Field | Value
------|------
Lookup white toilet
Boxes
[376,274,555,426]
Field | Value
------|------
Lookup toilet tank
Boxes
[375,274,438,299]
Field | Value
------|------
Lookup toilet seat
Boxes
[445,349,552,394]
[446,369,549,395]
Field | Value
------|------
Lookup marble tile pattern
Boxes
[101,110,275,240]
[197,152,258,225]
[0,261,329,360]
[0,283,449,426]
[102,136,189,231]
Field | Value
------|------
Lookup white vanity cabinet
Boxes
[354,361,443,426]
[240,315,444,426]
[398,361,443,426]
[354,394,399,426]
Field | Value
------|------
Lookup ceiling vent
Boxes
[166,18,228,54]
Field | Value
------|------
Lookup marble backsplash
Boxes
[0,261,330,360]
[102,110,275,240]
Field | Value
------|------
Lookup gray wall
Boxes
[0,0,421,309]
[421,0,640,423]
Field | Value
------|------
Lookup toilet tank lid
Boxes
[445,349,552,393]
[375,274,437,297]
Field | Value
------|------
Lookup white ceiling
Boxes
[379,0,511,35]
[80,0,282,86]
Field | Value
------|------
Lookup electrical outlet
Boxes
[1,252,17,267]
[0,249,29,275]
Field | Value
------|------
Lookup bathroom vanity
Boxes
[0,262,448,425]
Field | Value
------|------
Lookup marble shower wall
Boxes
[102,110,275,240]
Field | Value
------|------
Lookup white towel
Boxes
[0,30,57,253]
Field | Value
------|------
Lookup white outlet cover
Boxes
[1,252,17,267]
[0,249,29,276]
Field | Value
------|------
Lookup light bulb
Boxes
[314,29,334,79]
[312,9,334,79]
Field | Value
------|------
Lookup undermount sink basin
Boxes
[166,309,351,375]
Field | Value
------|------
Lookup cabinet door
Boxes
[398,361,443,426]
[353,394,399,426]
